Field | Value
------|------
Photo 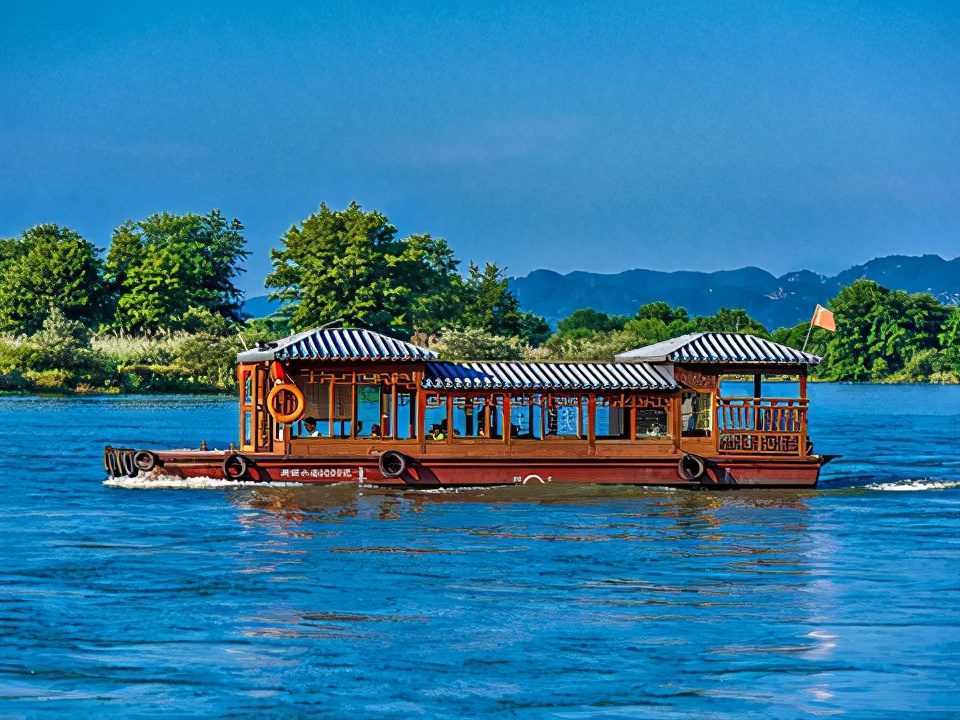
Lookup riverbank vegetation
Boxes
[1,202,956,394]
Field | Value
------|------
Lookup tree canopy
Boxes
[265,202,460,336]
[105,210,248,332]
[0,224,107,334]
[818,279,953,381]
[264,202,551,344]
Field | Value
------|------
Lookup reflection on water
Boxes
[0,390,958,717]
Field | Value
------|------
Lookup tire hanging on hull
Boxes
[678,453,707,482]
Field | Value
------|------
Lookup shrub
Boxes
[432,326,529,361]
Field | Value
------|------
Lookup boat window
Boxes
[424,395,449,440]
[382,382,417,440]
[510,395,545,439]
[356,382,381,439]
[546,396,586,438]
[452,396,497,439]
[297,378,352,438]
[242,410,252,447]
[636,408,669,439]
[682,391,713,436]
[596,405,630,439]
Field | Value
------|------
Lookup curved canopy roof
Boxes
[615,332,821,366]
[423,360,677,392]
[237,327,437,363]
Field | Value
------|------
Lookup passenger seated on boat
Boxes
[303,417,320,437]
[369,424,381,438]
[430,421,448,440]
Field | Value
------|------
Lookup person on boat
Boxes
[303,417,320,437]
[369,424,381,438]
[430,421,448,440]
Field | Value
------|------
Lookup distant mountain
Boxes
[242,254,960,331]
[508,254,960,330]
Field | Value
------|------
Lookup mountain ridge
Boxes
[509,254,959,330]
[242,254,960,331]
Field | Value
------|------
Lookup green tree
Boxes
[106,210,248,332]
[432,326,528,361]
[453,262,550,345]
[820,280,950,381]
[0,224,107,333]
[634,301,689,326]
[937,307,960,377]
[556,308,630,337]
[690,306,770,337]
[266,202,461,337]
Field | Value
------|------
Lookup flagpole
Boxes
[802,320,814,352]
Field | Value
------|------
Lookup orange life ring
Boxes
[267,382,305,424]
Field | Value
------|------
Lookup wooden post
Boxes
[391,379,399,439]
[328,378,336,438]
[503,395,512,445]
[416,389,427,442]
[409,380,419,439]
[351,373,358,439]
[800,368,808,455]
[587,394,596,449]
[446,395,453,445]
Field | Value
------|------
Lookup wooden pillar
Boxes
[800,367,808,400]
[753,373,762,398]
[391,379,399,439]
[446,395,454,445]
[350,373,358,439]
[416,389,427,442]
[328,378,336,438]
[672,395,682,446]
[503,395,512,445]
[587,394,596,448]
[409,387,418,439]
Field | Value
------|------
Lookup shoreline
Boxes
[2,378,956,399]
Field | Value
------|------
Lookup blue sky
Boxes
[1,0,957,295]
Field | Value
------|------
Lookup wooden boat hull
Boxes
[104,446,827,489]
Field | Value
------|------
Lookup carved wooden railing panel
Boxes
[716,397,807,456]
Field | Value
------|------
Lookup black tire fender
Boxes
[120,451,138,478]
[223,453,249,480]
[379,450,408,478]
[134,450,160,472]
[678,453,707,482]
[105,449,120,477]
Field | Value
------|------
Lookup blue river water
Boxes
[1,384,958,718]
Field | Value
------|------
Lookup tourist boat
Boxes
[103,328,836,488]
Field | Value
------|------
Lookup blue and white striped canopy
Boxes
[237,328,437,363]
[422,360,677,392]
[616,332,820,365]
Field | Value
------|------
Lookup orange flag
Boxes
[811,304,836,332]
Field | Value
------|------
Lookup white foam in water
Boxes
[103,474,305,490]
[864,479,960,492]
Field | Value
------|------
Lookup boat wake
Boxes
[103,475,305,490]
[863,479,960,492]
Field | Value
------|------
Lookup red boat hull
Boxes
[104,447,826,489]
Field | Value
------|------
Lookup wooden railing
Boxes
[716,397,808,456]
